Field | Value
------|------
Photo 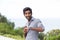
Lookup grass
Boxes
[0,33,24,40]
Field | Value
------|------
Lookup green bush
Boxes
[44,29,60,40]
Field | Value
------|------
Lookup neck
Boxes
[28,17,32,22]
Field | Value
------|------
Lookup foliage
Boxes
[44,29,60,40]
[0,13,24,38]
[38,32,45,40]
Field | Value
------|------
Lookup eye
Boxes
[25,13,27,14]
[28,12,31,14]
[28,13,30,14]
[25,13,27,15]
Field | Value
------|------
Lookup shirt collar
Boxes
[29,17,35,22]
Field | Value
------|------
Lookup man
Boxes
[23,7,45,40]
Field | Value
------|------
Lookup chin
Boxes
[26,18,30,20]
[27,18,30,20]
[26,18,29,19]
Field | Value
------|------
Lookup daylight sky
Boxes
[0,0,60,33]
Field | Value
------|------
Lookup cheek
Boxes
[29,14,32,16]
[24,14,32,16]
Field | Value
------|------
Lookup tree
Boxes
[1,16,7,23]
[0,13,2,22]
[14,27,24,37]
[38,32,45,40]
[44,29,60,40]
[0,13,15,34]
[0,13,7,23]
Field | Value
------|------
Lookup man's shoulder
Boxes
[34,18,41,23]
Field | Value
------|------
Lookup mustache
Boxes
[26,16,30,18]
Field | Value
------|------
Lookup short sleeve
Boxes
[37,19,45,30]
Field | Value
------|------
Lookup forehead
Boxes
[25,10,31,13]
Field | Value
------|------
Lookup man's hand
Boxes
[23,26,29,37]
[24,26,28,34]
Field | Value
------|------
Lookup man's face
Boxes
[24,10,32,20]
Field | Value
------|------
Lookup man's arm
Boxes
[29,27,44,32]
[29,19,45,32]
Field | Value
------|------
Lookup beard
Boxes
[26,16,32,21]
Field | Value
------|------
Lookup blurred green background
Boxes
[0,13,60,40]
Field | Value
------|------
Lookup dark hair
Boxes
[23,7,32,14]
